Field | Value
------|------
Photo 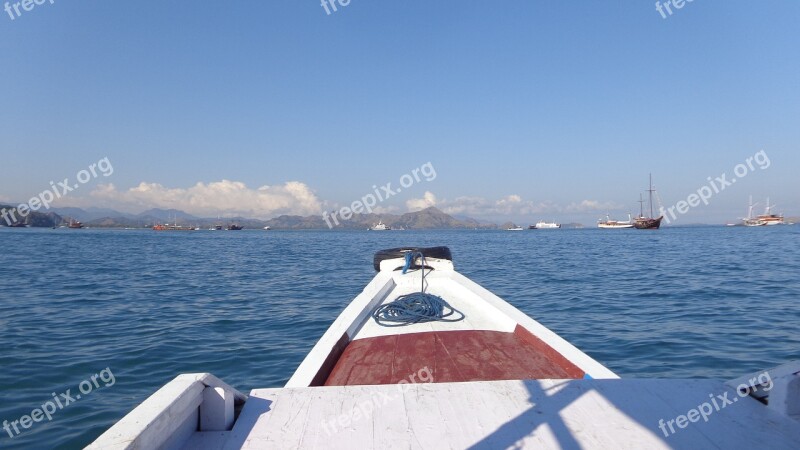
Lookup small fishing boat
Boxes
[68,220,84,229]
[506,224,524,231]
[263,226,271,230]
[89,248,800,449]
[228,224,243,231]
[597,213,634,229]
[531,221,561,229]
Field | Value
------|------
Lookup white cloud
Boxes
[405,192,624,219]
[88,180,322,218]
[435,195,550,217]
[406,191,438,211]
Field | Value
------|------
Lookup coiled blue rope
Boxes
[372,252,465,327]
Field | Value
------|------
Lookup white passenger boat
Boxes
[531,220,561,229]
[88,248,800,449]
[369,220,391,231]
[597,213,634,229]
[756,198,785,226]
[743,196,767,227]
[506,224,524,231]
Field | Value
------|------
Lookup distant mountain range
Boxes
[278,206,494,230]
[0,205,497,229]
[3,203,794,229]
[0,204,63,227]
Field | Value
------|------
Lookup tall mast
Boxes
[747,195,758,219]
[647,173,655,218]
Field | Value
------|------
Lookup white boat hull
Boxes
[597,223,634,229]
[88,251,800,450]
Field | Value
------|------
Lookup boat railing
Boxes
[725,360,800,421]
[87,373,247,450]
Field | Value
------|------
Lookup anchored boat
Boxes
[153,223,194,231]
[756,198,785,226]
[597,213,634,229]
[633,174,663,230]
[88,248,800,449]
[531,221,561,229]
[369,220,391,231]
[743,196,767,227]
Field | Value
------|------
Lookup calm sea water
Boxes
[1,226,799,448]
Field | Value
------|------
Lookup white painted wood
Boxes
[87,373,246,450]
[182,431,230,450]
[353,270,517,340]
[289,256,615,385]
[727,360,800,399]
[201,387,234,431]
[204,379,800,449]
[768,373,800,421]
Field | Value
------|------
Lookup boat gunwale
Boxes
[286,256,618,388]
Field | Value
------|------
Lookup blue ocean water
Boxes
[0,226,798,448]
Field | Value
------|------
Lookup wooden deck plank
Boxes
[642,379,798,449]
[224,379,800,450]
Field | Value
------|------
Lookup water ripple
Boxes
[0,226,798,448]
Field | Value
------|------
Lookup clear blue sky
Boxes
[1,1,798,224]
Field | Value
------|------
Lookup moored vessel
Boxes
[756,198,785,225]
[531,220,561,229]
[633,174,663,230]
[743,196,767,227]
[369,220,391,231]
[153,222,195,231]
[597,213,633,229]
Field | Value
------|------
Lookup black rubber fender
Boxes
[373,246,452,271]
